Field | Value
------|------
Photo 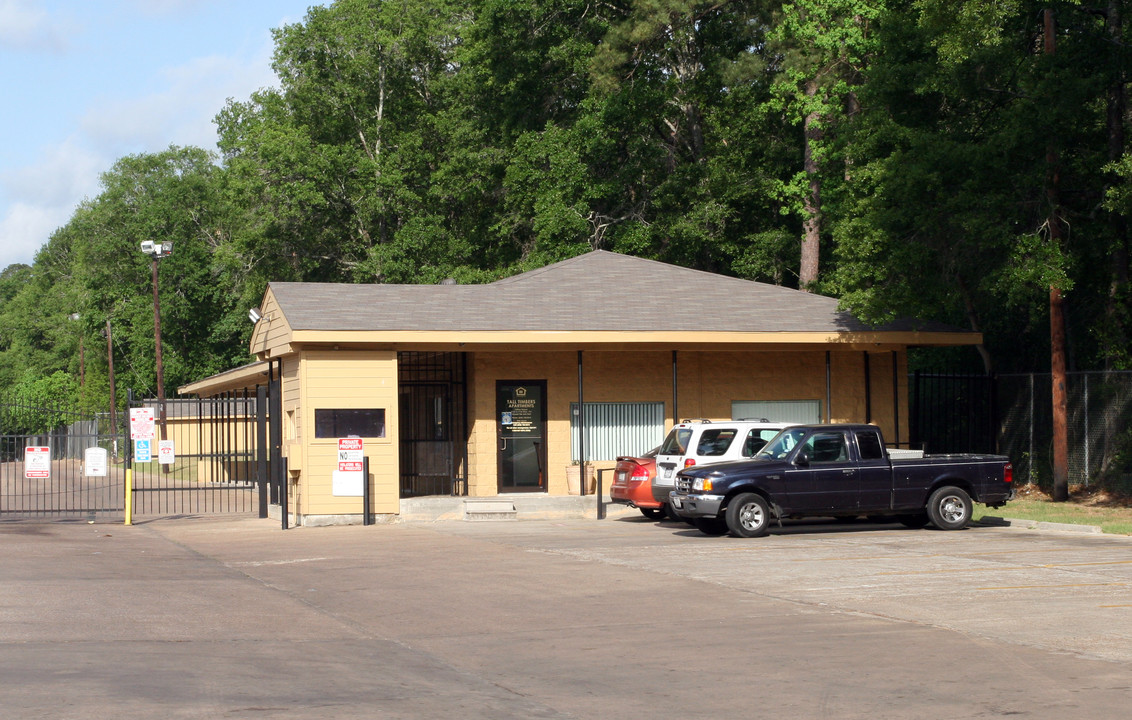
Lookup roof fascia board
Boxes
[178,360,271,396]
[287,329,982,347]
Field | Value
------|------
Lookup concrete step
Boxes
[397,494,637,523]
[463,499,518,521]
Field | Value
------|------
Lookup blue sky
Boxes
[0,0,317,271]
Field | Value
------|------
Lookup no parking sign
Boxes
[25,446,50,479]
[333,438,364,496]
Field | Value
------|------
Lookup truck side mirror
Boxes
[794,452,810,468]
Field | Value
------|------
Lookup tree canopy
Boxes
[3,0,1132,414]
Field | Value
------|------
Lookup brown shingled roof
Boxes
[267,250,961,335]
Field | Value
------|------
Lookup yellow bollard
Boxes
[124,468,133,526]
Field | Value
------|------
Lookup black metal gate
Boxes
[910,370,1132,492]
[909,372,998,455]
[0,401,125,520]
[2,380,283,522]
[398,352,468,497]
[126,392,261,517]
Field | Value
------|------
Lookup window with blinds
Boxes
[570,401,666,461]
[731,400,821,424]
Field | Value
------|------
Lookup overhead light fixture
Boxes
[140,240,173,258]
[248,307,262,323]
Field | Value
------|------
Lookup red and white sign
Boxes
[25,446,50,479]
[158,440,176,465]
[338,438,364,472]
[130,407,155,441]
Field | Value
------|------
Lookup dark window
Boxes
[315,409,386,439]
[803,432,849,463]
[856,430,884,460]
[697,429,738,456]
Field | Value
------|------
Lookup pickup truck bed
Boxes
[669,424,1014,538]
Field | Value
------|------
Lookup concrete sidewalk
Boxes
[1,515,1129,719]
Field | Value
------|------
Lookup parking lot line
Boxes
[976,582,1130,591]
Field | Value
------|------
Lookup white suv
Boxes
[651,419,794,518]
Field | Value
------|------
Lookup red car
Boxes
[610,449,666,519]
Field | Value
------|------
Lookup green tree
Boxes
[766,0,883,290]
[0,371,80,434]
[583,0,802,280]
[66,146,248,400]
[831,0,1127,374]
[218,0,483,286]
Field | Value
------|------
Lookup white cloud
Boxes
[0,203,66,269]
[0,138,104,269]
[0,0,74,52]
[81,39,279,153]
[2,137,103,206]
[0,3,298,270]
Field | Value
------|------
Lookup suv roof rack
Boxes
[680,418,712,424]
[732,417,771,423]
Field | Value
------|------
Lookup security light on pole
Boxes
[140,240,172,471]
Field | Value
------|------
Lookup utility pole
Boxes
[106,319,118,458]
[1045,8,1070,502]
[140,241,172,472]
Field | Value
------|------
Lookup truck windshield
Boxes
[755,428,808,460]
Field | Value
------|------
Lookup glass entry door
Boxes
[497,380,547,492]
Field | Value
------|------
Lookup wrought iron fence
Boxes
[0,400,126,519]
[129,394,261,516]
[911,371,1132,494]
[1,386,277,521]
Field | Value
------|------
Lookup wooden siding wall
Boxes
[294,350,399,517]
[249,288,292,358]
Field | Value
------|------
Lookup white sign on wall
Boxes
[333,438,365,496]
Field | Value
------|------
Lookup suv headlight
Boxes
[692,477,712,492]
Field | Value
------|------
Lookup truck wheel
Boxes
[693,517,729,535]
[926,486,972,530]
[725,493,770,538]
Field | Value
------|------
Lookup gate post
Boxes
[124,389,134,526]
[256,385,268,519]
[363,455,371,526]
[281,457,289,530]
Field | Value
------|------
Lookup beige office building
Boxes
[180,251,980,526]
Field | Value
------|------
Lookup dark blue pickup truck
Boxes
[668,424,1014,538]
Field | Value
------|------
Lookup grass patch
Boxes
[974,484,1132,535]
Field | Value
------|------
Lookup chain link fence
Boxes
[912,371,1132,494]
[998,371,1132,493]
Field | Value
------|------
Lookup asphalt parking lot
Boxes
[1,514,1129,719]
